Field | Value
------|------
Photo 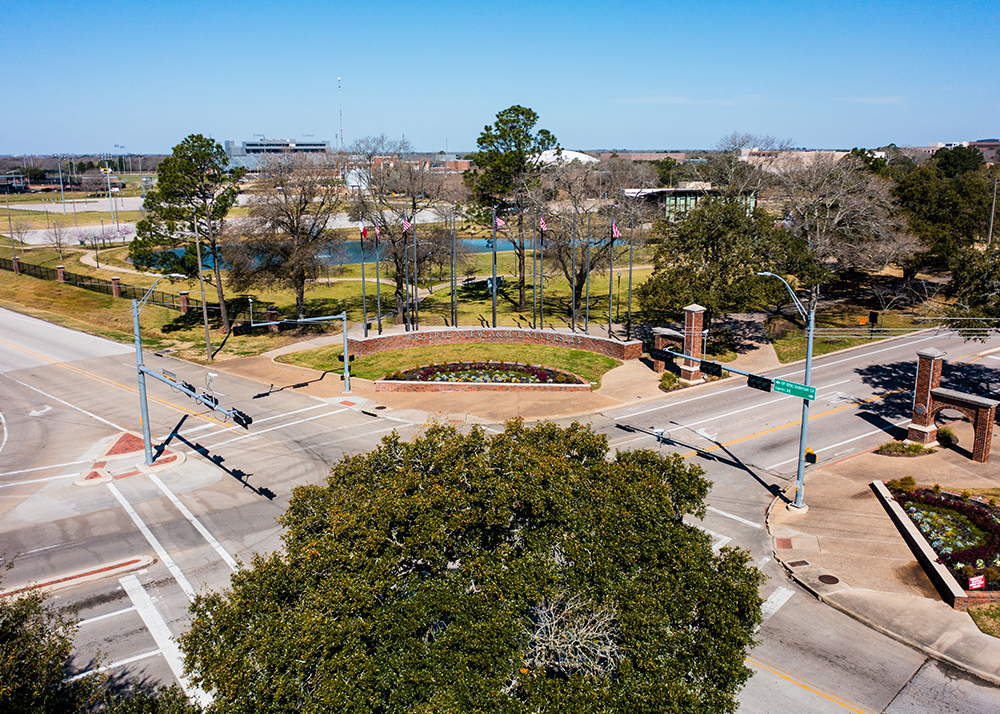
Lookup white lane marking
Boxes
[0,472,82,489]
[118,575,213,706]
[67,649,162,681]
[617,379,853,426]
[609,434,650,448]
[78,606,137,626]
[312,424,400,448]
[694,524,732,552]
[765,417,912,469]
[760,586,794,620]
[107,483,196,601]
[198,409,347,449]
[775,334,939,380]
[611,384,747,419]
[20,543,63,555]
[0,459,92,477]
[0,409,7,459]
[1,374,125,430]
[706,506,763,529]
[160,402,328,440]
[29,405,52,416]
[147,473,237,571]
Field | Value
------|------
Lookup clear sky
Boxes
[3,1,996,155]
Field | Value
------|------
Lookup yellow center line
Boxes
[678,388,906,459]
[0,338,228,426]
[745,657,872,713]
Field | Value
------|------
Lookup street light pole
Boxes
[134,274,185,465]
[758,271,815,511]
[491,205,498,328]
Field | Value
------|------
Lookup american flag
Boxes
[495,216,506,229]
[612,221,621,239]
[374,221,380,247]
[540,215,547,231]
[402,218,412,233]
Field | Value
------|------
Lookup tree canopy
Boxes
[465,106,559,310]
[131,134,245,330]
[180,420,763,714]
[637,199,805,325]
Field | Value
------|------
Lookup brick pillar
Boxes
[56,265,66,283]
[266,306,279,333]
[12,256,20,275]
[907,347,945,444]
[111,276,121,297]
[972,405,996,463]
[178,290,190,315]
[681,304,705,382]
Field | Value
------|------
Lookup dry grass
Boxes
[968,603,1000,638]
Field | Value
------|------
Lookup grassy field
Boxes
[277,342,621,387]
[767,307,926,363]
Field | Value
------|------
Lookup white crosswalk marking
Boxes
[761,586,794,620]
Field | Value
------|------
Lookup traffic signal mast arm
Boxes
[143,367,253,428]
[661,349,814,399]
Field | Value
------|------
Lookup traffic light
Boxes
[701,360,723,377]
[337,353,355,362]
[180,381,196,396]
[201,392,218,407]
[747,374,772,392]
[232,409,253,429]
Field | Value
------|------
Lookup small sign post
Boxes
[970,574,986,590]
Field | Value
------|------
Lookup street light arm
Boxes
[757,271,807,321]
[136,273,186,313]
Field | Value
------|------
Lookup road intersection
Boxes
[3,307,1000,711]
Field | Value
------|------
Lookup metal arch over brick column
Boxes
[907,347,999,463]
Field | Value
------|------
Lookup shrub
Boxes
[933,483,942,494]
[659,371,679,391]
[986,568,1000,583]
[961,564,976,577]
[886,476,917,493]
[962,490,972,500]
[877,441,932,456]
[937,426,957,448]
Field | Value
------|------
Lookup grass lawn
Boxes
[767,307,926,363]
[277,343,621,388]
[969,604,1000,638]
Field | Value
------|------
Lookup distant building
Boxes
[623,182,755,219]
[969,139,999,163]
[599,152,687,162]
[225,138,333,170]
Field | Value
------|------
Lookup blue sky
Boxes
[3,1,996,155]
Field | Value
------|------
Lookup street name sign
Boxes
[773,378,816,401]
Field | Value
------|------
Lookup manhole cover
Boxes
[788,560,810,568]
[818,574,840,585]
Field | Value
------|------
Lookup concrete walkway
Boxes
[769,418,1000,685]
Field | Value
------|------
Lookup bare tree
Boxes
[702,132,790,198]
[348,135,446,328]
[225,152,346,320]
[777,154,919,273]
[46,221,67,260]
[10,220,31,251]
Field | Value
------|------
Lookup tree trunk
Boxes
[208,236,230,332]
[518,222,526,311]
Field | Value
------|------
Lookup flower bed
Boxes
[384,361,585,385]
[887,482,1000,591]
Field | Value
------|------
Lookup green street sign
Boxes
[773,378,816,401]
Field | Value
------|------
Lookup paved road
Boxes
[3,309,1000,711]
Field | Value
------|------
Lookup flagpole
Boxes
[571,220,577,333]
[539,219,544,330]
[375,222,383,334]
[627,217,634,341]
[403,223,411,332]
[532,222,537,330]
[585,214,591,334]
[452,215,458,329]
[608,217,614,339]
[360,226,368,338]
[413,217,419,331]
[491,205,498,328]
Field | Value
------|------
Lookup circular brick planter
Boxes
[375,380,592,393]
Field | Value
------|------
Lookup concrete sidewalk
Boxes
[768,418,1000,685]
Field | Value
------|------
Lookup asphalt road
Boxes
[3,308,1000,711]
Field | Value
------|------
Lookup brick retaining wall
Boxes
[375,380,592,393]
[348,328,642,361]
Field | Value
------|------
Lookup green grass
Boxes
[277,343,621,387]
[969,603,1000,638]
[768,308,925,363]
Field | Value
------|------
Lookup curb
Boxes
[1,555,155,598]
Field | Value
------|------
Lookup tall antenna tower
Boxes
[338,77,344,151]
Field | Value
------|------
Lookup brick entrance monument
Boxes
[907,347,999,463]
